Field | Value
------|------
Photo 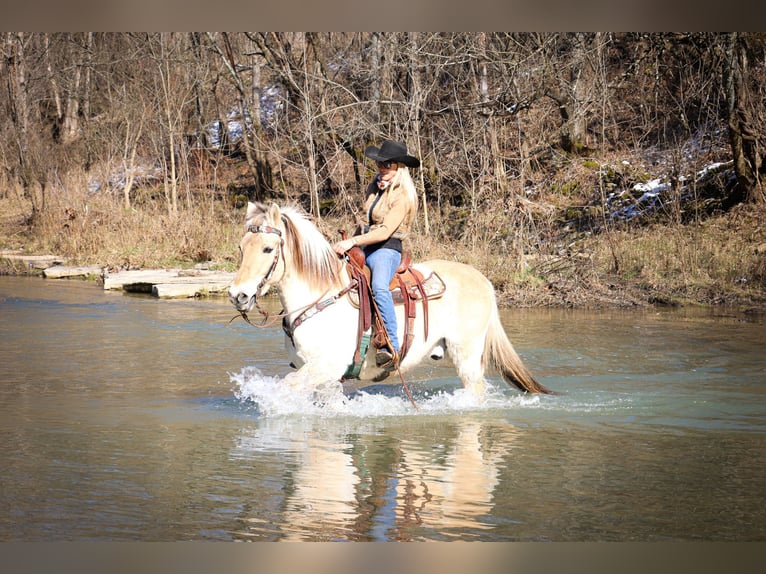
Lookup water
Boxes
[1,276,764,541]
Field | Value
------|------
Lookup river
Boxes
[1,276,764,541]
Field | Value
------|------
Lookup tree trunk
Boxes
[725,32,765,204]
[373,32,396,133]
[122,108,144,210]
[569,33,592,150]
[302,33,320,218]
[408,32,429,235]
[43,34,63,130]
[82,33,92,126]
[370,33,382,125]
[62,33,82,144]
[5,32,43,218]
[478,34,508,198]
[210,32,271,202]
[188,32,209,149]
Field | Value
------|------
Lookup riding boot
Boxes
[375,346,399,369]
[372,328,394,367]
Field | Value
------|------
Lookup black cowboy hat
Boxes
[363,140,420,168]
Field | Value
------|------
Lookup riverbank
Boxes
[2,232,766,313]
[1,191,765,313]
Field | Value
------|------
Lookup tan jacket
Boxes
[357,179,416,246]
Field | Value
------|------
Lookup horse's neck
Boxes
[277,264,349,311]
[277,275,319,311]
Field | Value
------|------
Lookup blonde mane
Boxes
[277,205,346,292]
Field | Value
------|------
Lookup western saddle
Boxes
[342,243,445,379]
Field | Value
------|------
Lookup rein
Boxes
[282,278,358,343]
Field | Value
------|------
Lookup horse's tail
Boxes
[483,305,553,394]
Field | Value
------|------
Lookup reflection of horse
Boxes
[228,202,551,398]
[235,418,518,540]
[392,420,511,534]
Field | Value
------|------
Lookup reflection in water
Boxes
[392,420,511,539]
[1,276,765,541]
[280,433,361,541]
[231,417,518,541]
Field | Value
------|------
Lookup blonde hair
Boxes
[391,165,419,214]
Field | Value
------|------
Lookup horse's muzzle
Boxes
[229,291,255,312]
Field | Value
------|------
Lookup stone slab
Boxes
[43,265,103,279]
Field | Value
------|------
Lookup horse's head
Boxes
[228,202,286,313]
[229,201,346,315]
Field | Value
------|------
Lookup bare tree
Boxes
[5,32,45,218]
[206,32,272,202]
[725,32,765,204]
[145,33,199,215]
[407,32,429,235]
[1,31,757,237]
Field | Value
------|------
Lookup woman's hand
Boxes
[333,238,357,255]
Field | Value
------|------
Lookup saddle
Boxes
[343,244,446,379]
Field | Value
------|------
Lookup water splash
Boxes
[227,366,541,418]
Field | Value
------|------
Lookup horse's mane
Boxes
[276,205,346,291]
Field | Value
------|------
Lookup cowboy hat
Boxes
[363,140,420,168]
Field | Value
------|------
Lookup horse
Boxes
[228,202,552,400]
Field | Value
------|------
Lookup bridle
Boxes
[235,223,286,328]
[246,223,284,294]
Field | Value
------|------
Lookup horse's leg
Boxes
[282,306,358,390]
[423,260,496,398]
[285,335,304,370]
[449,337,488,398]
[427,259,551,396]
[283,363,330,389]
[429,338,446,360]
[282,352,346,391]
[427,259,525,398]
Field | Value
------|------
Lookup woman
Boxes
[333,140,420,369]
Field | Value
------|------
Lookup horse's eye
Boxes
[263,246,274,254]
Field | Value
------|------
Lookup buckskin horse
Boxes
[228,202,551,400]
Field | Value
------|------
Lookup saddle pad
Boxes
[348,269,446,308]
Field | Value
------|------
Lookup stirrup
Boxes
[375,347,398,369]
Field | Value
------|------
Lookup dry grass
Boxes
[590,203,766,306]
[1,173,243,273]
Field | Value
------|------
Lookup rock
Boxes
[43,265,103,279]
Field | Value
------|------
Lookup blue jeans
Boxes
[365,247,401,353]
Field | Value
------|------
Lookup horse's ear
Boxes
[245,201,265,223]
[267,203,281,226]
